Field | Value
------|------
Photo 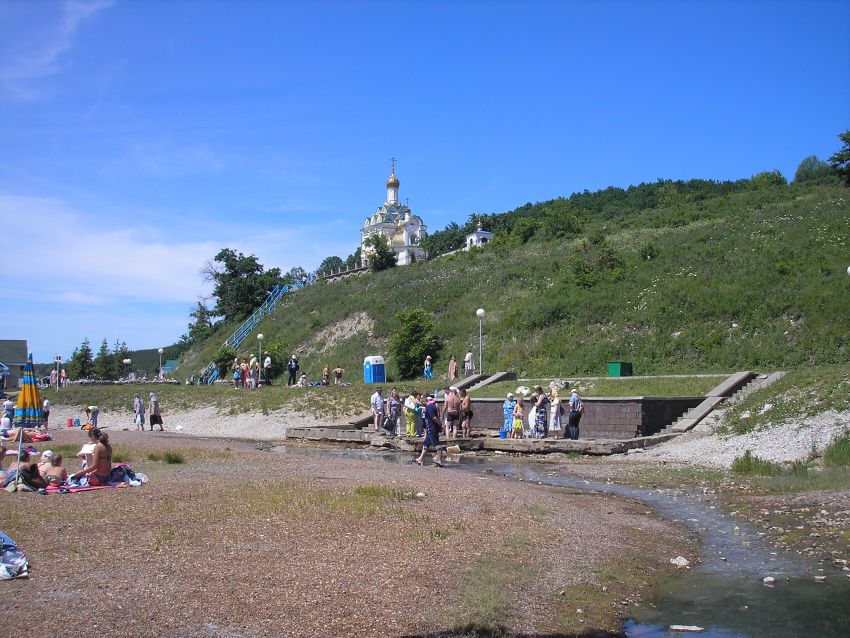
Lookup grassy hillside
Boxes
[178,181,850,383]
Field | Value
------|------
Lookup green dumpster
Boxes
[607,361,633,377]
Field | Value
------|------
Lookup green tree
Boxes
[212,346,237,377]
[283,266,308,286]
[829,129,850,185]
[541,197,583,238]
[204,248,283,321]
[750,170,787,188]
[67,338,94,379]
[794,155,833,183]
[93,339,114,379]
[318,255,345,275]
[186,300,214,344]
[112,340,129,379]
[363,234,397,271]
[389,308,441,379]
[345,247,362,269]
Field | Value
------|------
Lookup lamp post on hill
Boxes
[257,333,264,387]
[123,358,132,380]
[476,308,485,375]
[54,355,61,392]
[158,348,164,381]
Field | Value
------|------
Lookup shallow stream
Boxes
[277,446,850,637]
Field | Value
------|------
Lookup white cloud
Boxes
[0,194,216,304]
[0,0,115,100]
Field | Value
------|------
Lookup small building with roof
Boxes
[0,340,28,390]
[360,160,428,267]
[466,223,495,249]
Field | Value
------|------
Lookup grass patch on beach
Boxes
[731,450,777,476]
[455,543,533,634]
[620,464,726,488]
[527,503,550,522]
[146,450,185,464]
[232,480,419,519]
[824,431,850,467]
[750,468,850,494]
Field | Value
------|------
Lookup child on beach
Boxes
[512,397,525,439]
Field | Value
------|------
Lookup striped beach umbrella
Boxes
[13,353,46,428]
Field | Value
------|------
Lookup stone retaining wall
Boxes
[458,396,703,439]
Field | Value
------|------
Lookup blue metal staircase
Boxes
[201,281,305,384]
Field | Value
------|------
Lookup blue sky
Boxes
[1,0,848,363]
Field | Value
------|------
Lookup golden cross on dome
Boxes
[390,156,396,174]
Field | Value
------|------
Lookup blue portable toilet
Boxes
[363,355,386,384]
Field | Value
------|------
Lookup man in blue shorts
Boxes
[413,395,446,467]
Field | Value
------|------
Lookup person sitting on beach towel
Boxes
[42,454,68,486]
[69,428,112,486]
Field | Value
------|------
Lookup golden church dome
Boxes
[386,172,399,188]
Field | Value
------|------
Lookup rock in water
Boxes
[670,556,690,568]
[763,576,776,585]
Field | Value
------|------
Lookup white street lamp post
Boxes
[476,308,485,374]
[257,333,264,387]
[158,348,164,381]
[123,358,132,380]
[54,355,61,392]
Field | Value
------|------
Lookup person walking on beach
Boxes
[463,350,474,377]
[333,365,344,385]
[423,356,433,380]
[133,393,145,430]
[149,393,163,431]
[287,355,299,386]
[448,356,458,382]
[42,398,50,431]
[322,366,330,386]
[567,388,583,440]
[370,387,385,432]
[413,395,446,467]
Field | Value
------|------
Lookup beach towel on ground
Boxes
[0,531,28,580]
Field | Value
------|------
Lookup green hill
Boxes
[177,179,850,382]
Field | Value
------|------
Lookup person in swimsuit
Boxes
[333,366,344,385]
[42,454,68,485]
[70,428,112,485]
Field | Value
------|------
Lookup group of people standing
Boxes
[132,393,163,431]
[430,350,477,382]
[231,353,273,388]
[503,386,583,440]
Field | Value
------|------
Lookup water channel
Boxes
[277,446,850,637]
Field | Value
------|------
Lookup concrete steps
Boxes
[662,370,786,433]
[727,371,786,404]
[466,371,517,393]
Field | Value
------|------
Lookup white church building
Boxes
[360,161,428,267]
